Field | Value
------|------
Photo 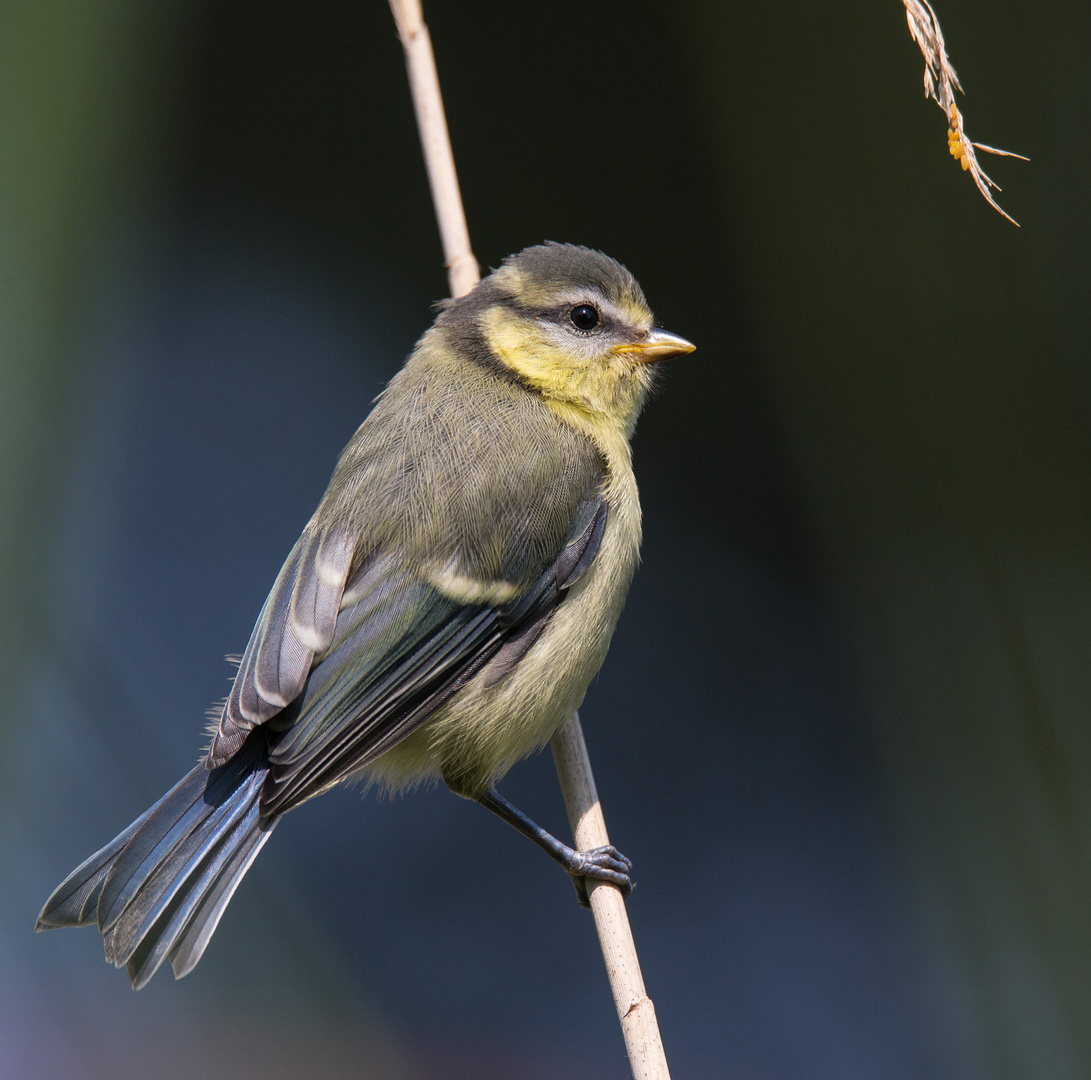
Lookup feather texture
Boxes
[36,243,681,987]
[262,488,608,814]
[38,733,275,988]
[210,527,354,764]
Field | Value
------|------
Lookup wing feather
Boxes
[206,388,610,804]
[209,528,355,765]
[258,497,609,815]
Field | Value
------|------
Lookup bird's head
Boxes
[436,243,694,438]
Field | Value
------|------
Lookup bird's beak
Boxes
[613,328,696,364]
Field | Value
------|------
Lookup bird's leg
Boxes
[475,787,633,907]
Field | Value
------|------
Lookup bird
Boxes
[36,241,695,989]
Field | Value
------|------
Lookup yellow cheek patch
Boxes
[479,305,649,444]
[481,306,572,392]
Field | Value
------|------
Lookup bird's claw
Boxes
[566,844,633,907]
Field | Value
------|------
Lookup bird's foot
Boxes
[565,844,633,907]
[470,787,634,907]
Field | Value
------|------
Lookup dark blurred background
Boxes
[2,0,1088,1077]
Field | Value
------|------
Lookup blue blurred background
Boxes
[2,0,1089,1077]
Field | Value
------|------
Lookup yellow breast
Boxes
[367,406,643,797]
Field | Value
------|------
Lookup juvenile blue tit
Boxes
[37,242,695,988]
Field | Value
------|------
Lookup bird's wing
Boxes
[207,487,608,816]
[207,525,357,764]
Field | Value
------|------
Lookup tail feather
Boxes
[97,736,266,933]
[167,813,272,980]
[121,799,274,989]
[35,803,157,929]
[97,769,220,942]
[36,731,278,988]
[103,769,265,968]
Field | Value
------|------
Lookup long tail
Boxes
[36,731,277,989]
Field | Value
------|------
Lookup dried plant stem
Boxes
[552,714,672,1080]
[388,4,669,1077]
[388,0,479,297]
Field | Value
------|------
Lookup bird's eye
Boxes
[569,304,600,332]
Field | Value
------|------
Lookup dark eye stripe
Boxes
[492,292,624,337]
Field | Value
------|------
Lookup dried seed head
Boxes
[903,0,1027,225]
